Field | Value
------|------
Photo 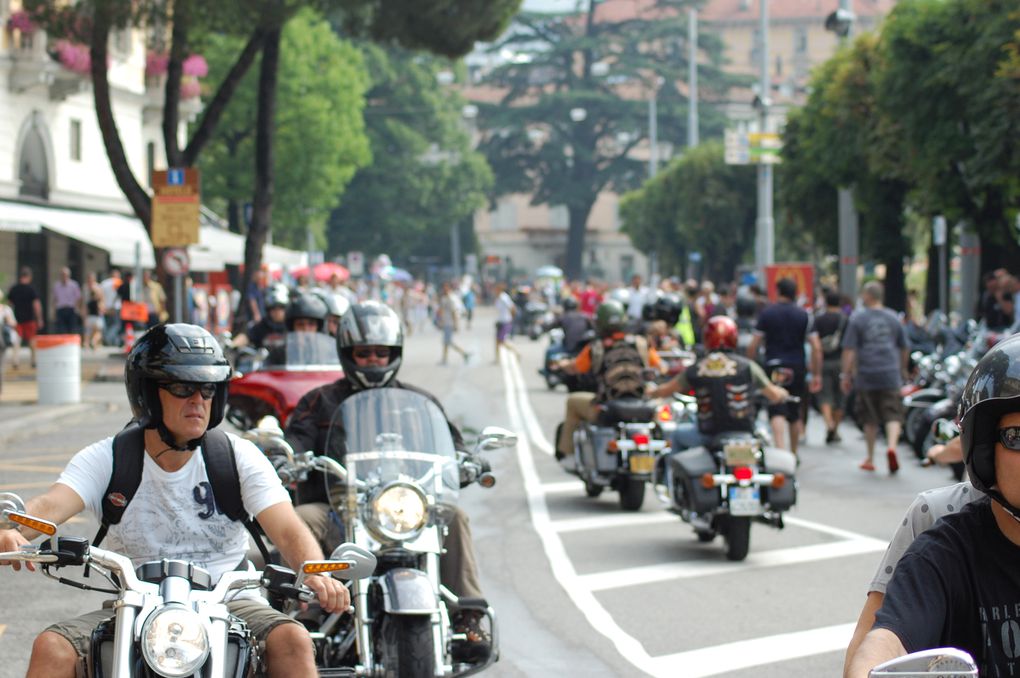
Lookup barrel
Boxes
[34,334,81,405]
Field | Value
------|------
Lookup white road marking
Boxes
[503,352,869,677]
[551,511,676,534]
[539,480,585,494]
[647,623,856,678]
[580,537,886,592]
[505,346,555,455]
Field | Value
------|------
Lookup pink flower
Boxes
[6,9,36,33]
[182,54,208,78]
[180,77,201,99]
[54,40,91,74]
[146,51,169,77]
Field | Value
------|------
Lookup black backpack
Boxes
[93,423,271,565]
[591,335,649,402]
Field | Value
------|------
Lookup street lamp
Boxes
[569,107,587,123]
[754,0,775,277]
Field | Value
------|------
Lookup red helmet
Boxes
[704,316,738,350]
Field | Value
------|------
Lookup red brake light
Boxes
[632,433,650,445]
[733,466,753,481]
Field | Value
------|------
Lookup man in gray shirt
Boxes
[840,281,909,473]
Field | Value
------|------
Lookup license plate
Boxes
[723,443,758,466]
[629,454,655,474]
[728,486,761,516]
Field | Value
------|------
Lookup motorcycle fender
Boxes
[761,446,797,511]
[903,389,943,407]
[380,568,438,615]
[668,447,721,514]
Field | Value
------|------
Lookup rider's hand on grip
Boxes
[0,528,33,572]
[304,573,351,614]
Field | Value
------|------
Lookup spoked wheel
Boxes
[378,615,435,678]
[724,516,752,561]
[618,478,645,511]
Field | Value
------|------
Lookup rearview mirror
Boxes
[478,426,518,450]
[328,543,377,580]
[0,493,26,531]
[869,648,976,676]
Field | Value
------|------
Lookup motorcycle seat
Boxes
[597,398,656,425]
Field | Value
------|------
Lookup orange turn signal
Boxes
[7,512,57,536]
[700,473,716,489]
[607,440,619,453]
[303,561,351,574]
[771,473,786,489]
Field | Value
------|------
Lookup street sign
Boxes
[749,133,782,164]
[933,215,947,246]
[765,263,815,307]
[724,129,750,165]
[162,247,190,276]
[151,167,200,247]
[347,250,364,277]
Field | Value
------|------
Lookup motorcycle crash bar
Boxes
[700,470,786,489]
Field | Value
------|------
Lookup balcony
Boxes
[5,29,90,101]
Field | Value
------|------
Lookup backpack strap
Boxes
[94,422,146,549]
[631,335,649,366]
[591,340,604,374]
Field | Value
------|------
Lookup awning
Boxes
[191,225,307,271]
[0,199,156,268]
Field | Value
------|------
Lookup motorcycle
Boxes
[869,647,977,677]
[0,492,374,678]
[560,396,674,511]
[538,328,595,392]
[226,331,344,431]
[261,389,514,677]
[657,398,798,561]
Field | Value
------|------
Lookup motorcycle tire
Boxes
[904,407,931,447]
[618,478,645,511]
[584,480,604,498]
[914,422,937,461]
[724,516,752,561]
[379,614,434,678]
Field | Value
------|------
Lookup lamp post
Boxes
[688,7,699,148]
[754,0,774,278]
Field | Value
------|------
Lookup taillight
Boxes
[733,466,754,481]
[657,405,673,422]
[632,433,650,445]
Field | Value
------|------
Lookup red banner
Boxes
[765,263,815,308]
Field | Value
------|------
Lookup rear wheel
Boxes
[379,615,434,678]
[724,516,752,561]
[618,478,645,511]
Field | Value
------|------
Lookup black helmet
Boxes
[641,290,663,322]
[285,293,328,331]
[960,334,1020,500]
[562,296,578,312]
[650,292,682,325]
[338,301,404,389]
[125,324,232,449]
[594,300,627,338]
[735,294,757,319]
[265,283,289,310]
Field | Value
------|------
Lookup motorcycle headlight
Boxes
[140,606,210,677]
[370,482,428,541]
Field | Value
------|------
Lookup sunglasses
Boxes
[352,347,391,359]
[999,427,1020,451]
[160,382,218,400]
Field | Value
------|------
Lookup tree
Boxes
[620,141,756,282]
[475,1,743,280]
[326,46,492,264]
[196,11,371,249]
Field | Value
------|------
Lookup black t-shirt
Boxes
[7,283,37,323]
[754,301,814,367]
[813,310,846,361]
[874,497,1020,677]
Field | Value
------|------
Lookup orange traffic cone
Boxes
[123,323,135,354]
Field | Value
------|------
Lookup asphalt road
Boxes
[0,307,957,677]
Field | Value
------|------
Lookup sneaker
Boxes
[825,429,837,444]
[859,460,875,471]
[831,430,842,443]
[450,610,492,663]
[887,449,900,474]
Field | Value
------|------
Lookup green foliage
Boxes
[327,44,493,262]
[196,10,371,249]
[620,141,756,281]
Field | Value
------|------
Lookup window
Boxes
[490,200,518,231]
[69,119,81,161]
[795,27,808,55]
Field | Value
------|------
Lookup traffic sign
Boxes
[724,129,750,165]
[151,167,200,247]
[347,251,364,277]
[162,247,190,276]
[749,133,782,164]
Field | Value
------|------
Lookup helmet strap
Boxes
[986,488,1020,526]
[155,422,202,452]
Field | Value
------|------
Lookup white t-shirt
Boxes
[57,432,290,585]
[495,292,515,324]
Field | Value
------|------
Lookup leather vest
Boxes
[685,351,756,436]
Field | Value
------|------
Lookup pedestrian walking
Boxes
[83,272,105,350]
[141,270,168,328]
[436,281,470,365]
[0,290,17,396]
[814,289,848,443]
[493,283,519,363]
[746,277,822,458]
[99,268,122,345]
[8,266,43,368]
[841,281,909,473]
[52,266,83,334]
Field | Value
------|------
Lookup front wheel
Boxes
[378,615,435,678]
[618,477,645,511]
[724,516,752,561]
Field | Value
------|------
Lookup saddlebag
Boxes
[760,447,797,511]
[580,426,621,475]
[669,448,721,514]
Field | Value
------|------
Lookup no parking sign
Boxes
[162,248,190,277]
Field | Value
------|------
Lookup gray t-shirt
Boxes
[842,306,907,390]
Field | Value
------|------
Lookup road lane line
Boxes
[0,481,54,491]
[647,622,856,678]
[0,462,67,473]
[783,515,884,542]
[506,347,555,455]
[580,538,886,592]
[539,481,585,494]
[551,511,676,534]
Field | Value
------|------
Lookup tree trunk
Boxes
[90,6,150,228]
[235,28,281,333]
[162,4,189,167]
[565,202,594,281]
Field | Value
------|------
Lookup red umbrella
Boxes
[290,262,350,282]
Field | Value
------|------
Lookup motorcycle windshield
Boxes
[266,332,340,368]
[340,389,459,505]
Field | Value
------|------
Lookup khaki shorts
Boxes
[46,599,299,672]
[855,388,905,426]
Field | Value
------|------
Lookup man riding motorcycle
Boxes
[0,323,347,678]
[312,289,351,337]
[284,301,492,662]
[242,284,289,349]
[546,296,594,354]
[554,299,663,461]
[646,316,789,440]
